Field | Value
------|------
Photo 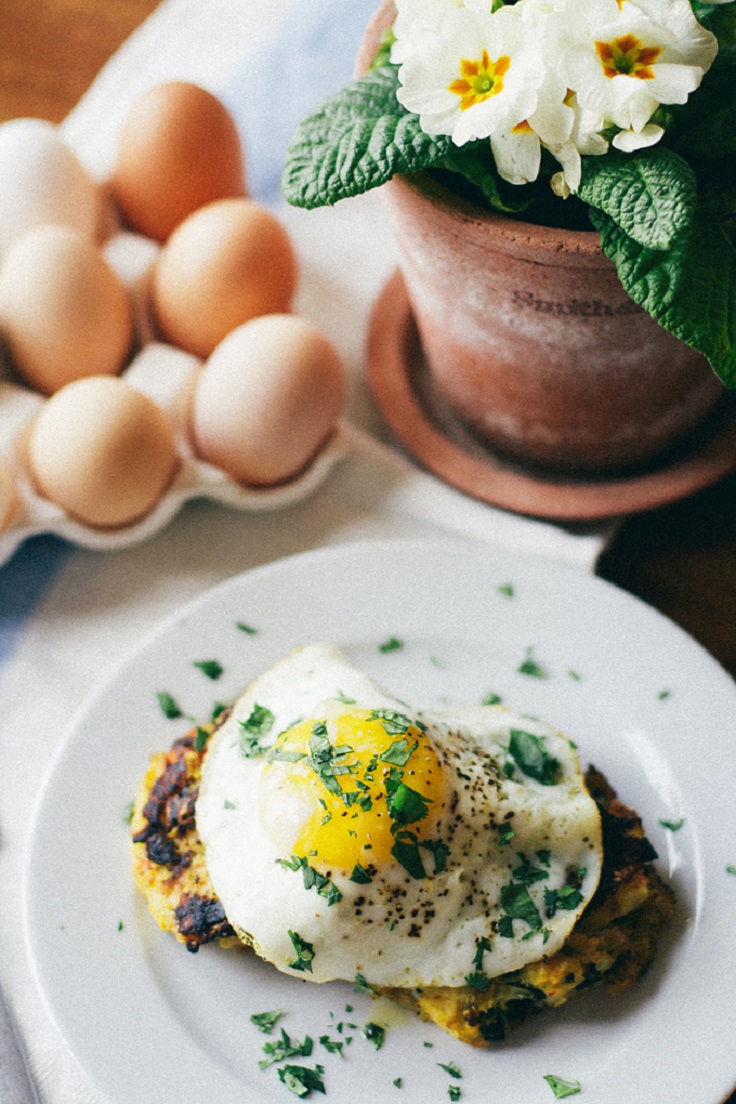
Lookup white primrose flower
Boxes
[553,0,718,144]
[394,4,545,149]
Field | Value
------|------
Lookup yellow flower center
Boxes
[449,50,511,110]
[595,34,662,81]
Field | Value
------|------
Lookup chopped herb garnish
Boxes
[659,817,685,832]
[193,659,223,680]
[420,838,451,874]
[278,857,342,906]
[727,864,736,875]
[448,1087,461,1102]
[350,862,373,885]
[544,883,584,917]
[239,704,276,757]
[386,777,432,828]
[250,1009,285,1034]
[288,930,315,973]
[223,799,237,810]
[658,689,671,701]
[536,849,551,866]
[438,1062,462,1078]
[543,1074,582,1099]
[508,729,561,786]
[498,582,515,597]
[259,1028,313,1068]
[464,971,490,991]
[236,622,258,634]
[512,852,550,885]
[122,800,134,824]
[390,835,427,880]
[499,881,543,936]
[496,822,515,846]
[277,1064,326,1097]
[482,691,502,705]
[379,636,404,653]
[568,670,582,682]
[362,1022,385,1050]
[517,646,547,678]
[354,973,378,995]
[378,736,418,765]
[393,1077,403,1088]
[370,710,414,737]
[194,726,211,752]
[319,1035,344,1056]
[156,691,183,719]
[211,701,227,722]
[117,920,124,931]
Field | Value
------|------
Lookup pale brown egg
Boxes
[27,376,179,528]
[151,198,298,358]
[0,225,133,395]
[0,455,18,532]
[190,313,344,486]
[111,81,247,242]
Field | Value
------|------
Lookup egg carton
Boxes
[0,303,348,568]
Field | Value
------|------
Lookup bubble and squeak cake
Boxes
[131,644,674,1046]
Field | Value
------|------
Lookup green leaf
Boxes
[439,142,531,214]
[544,1074,582,1099]
[499,881,543,935]
[578,148,696,251]
[288,930,316,974]
[250,1009,285,1034]
[282,65,451,209]
[593,179,736,386]
[508,729,561,786]
[277,1064,326,1097]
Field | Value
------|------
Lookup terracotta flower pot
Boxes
[358,1,725,475]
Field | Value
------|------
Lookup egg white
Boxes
[196,644,603,989]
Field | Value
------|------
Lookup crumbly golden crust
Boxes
[131,730,674,1042]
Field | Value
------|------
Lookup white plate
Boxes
[23,537,736,1104]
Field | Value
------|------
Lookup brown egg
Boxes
[0,455,17,532]
[151,198,298,358]
[190,313,344,486]
[111,81,247,242]
[0,225,133,395]
[27,376,179,528]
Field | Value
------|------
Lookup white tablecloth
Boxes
[0,2,614,1100]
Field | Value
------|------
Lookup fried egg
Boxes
[196,644,603,990]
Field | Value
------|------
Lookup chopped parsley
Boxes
[378,736,418,765]
[236,622,258,634]
[370,710,415,736]
[122,800,134,824]
[379,636,404,653]
[438,1062,462,1078]
[156,691,183,719]
[250,1009,285,1034]
[517,646,547,678]
[496,822,515,846]
[512,852,550,885]
[211,701,227,722]
[543,1074,582,1098]
[727,864,736,875]
[658,689,671,701]
[498,582,515,597]
[482,691,502,705]
[420,838,450,874]
[259,1028,313,1068]
[193,659,223,680]
[499,881,543,937]
[277,1064,326,1097]
[278,856,342,906]
[239,703,275,757]
[465,935,492,989]
[362,1022,385,1050]
[354,973,378,995]
[544,882,585,917]
[288,930,315,973]
[350,862,373,885]
[508,729,561,786]
[303,727,356,795]
[393,1077,403,1088]
[448,1087,461,1101]
[319,1035,344,1056]
[659,817,685,832]
[194,726,211,752]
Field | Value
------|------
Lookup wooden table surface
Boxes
[1,8,735,1102]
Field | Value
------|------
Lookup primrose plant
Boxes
[283,0,736,385]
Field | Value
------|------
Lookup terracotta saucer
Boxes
[367,270,736,522]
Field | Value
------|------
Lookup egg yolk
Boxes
[260,710,447,874]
